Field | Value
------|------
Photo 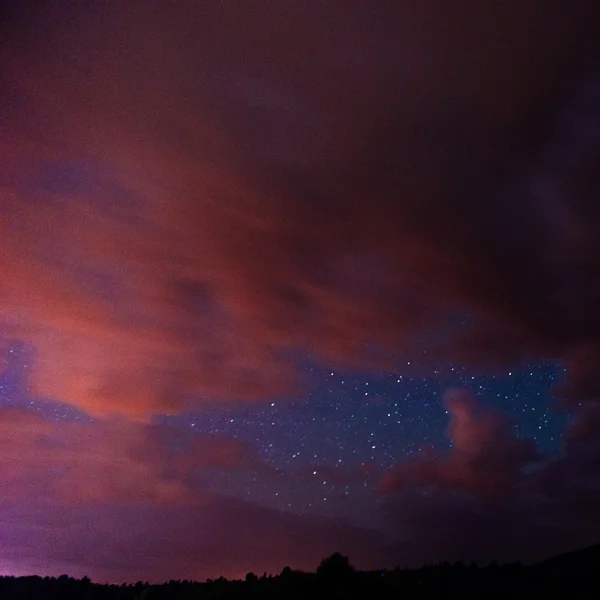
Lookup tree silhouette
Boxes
[316,552,355,577]
[0,544,595,600]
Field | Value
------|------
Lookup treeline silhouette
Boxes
[1,546,598,599]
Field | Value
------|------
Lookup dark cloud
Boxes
[0,495,394,582]
[0,2,599,414]
[3,2,600,583]
[379,390,600,566]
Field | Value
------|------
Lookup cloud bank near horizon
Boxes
[1,389,600,581]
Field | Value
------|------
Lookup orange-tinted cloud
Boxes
[1,2,600,416]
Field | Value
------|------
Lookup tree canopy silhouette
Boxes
[316,552,355,578]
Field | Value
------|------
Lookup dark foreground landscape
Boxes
[2,545,599,600]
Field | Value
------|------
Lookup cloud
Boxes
[379,389,539,499]
[4,4,600,579]
[0,407,257,503]
[1,2,600,416]
[0,407,393,582]
[0,494,394,583]
[3,392,600,580]
[379,390,600,566]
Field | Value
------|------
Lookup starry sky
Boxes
[2,0,600,584]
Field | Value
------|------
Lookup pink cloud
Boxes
[378,390,600,566]
[0,408,256,503]
[0,410,393,581]
[379,389,539,499]
[0,2,600,415]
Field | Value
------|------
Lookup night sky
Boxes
[2,0,600,584]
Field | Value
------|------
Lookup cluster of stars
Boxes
[165,361,567,520]
[0,343,568,524]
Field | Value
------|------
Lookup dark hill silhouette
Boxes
[539,542,600,574]
[1,546,599,599]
